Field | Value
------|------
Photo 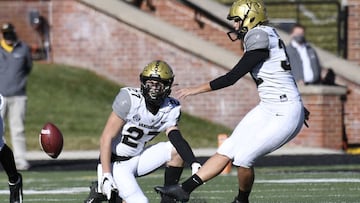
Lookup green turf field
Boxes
[0,165,359,203]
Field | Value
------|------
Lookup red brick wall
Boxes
[0,0,50,53]
[139,0,243,55]
[336,76,360,145]
[1,0,359,149]
[347,0,360,65]
[49,0,258,129]
[290,93,345,149]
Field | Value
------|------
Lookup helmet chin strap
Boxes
[236,10,249,40]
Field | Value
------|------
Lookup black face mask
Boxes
[143,93,164,115]
[293,35,306,44]
[3,31,17,41]
[227,30,246,41]
[141,84,166,115]
[227,21,248,42]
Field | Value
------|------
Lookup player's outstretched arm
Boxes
[176,83,212,99]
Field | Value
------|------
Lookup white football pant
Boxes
[218,100,304,168]
[98,141,173,203]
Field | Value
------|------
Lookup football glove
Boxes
[191,162,201,175]
[101,173,117,200]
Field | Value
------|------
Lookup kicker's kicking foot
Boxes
[154,185,189,202]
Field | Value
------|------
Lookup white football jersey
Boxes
[244,25,301,103]
[111,87,181,157]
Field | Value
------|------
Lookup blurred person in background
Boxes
[286,23,322,85]
[0,23,32,170]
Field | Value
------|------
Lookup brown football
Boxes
[39,122,63,159]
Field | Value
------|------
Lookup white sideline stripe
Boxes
[0,187,89,195]
[256,178,360,183]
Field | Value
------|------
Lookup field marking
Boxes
[0,187,89,195]
[0,178,358,196]
[256,178,360,183]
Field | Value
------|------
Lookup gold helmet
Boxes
[227,0,268,41]
[140,60,174,106]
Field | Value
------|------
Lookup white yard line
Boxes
[256,178,360,183]
[0,187,89,195]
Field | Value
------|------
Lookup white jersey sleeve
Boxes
[112,88,131,120]
[244,29,269,51]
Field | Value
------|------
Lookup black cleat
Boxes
[9,173,23,203]
[108,190,123,203]
[160,193,177,203]
[84,181,107,203]
[84,181,122,203]
[154,184,189,202]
